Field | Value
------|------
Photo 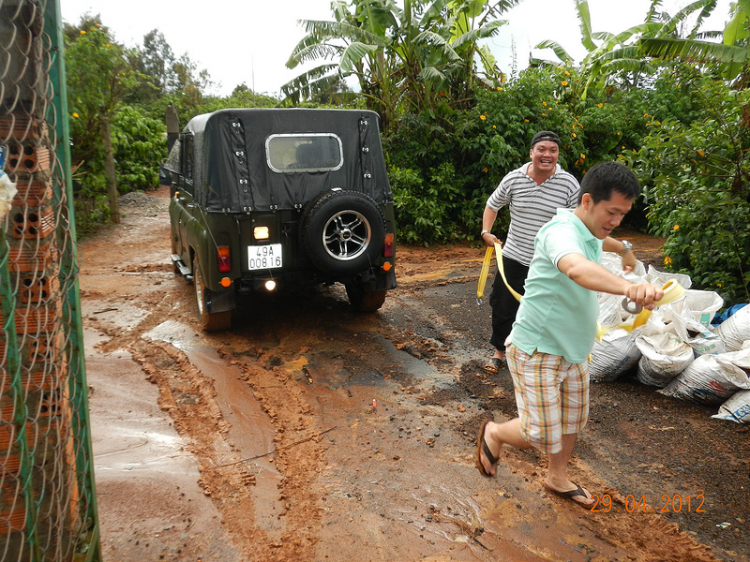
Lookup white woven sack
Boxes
[601,252,647,279]
[590,328,641,382]
[669,311,726,356]
[658,348,750,405]
[665,289,723,328]
[646,265,692,290]
[712,390,750,423]
[714,305,750,352]
[636,332,694,388]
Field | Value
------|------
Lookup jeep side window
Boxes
[266,134,343,173]
[182,133,194,194]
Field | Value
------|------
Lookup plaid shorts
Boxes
[505,343,589,454]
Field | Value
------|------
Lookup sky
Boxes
[59,0,732,98]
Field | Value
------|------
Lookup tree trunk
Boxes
[166,104,180,153]
[101,116,120,224]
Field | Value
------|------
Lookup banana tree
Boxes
[413,0,516,101]
[282,0,518,130]
[535,0,723,98]
[640,0,750,86]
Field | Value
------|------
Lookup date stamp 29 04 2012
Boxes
[590,494,706,514]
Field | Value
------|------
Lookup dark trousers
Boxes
[488,255,528,350]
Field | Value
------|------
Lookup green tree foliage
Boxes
[193,84,281,115]
[390,163,464,244]
[64,16,221,231]
[385,110,479,245]
[123,29,215,124]
[384,62,726,246]
[474,66,587,178]
[627,78,750,305]
[66,22,142,223]
[125,29,176,105]
[112,106,166,192]
[577,64,714,172]
[384,65,587,245]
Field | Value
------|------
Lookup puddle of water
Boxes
[144,320,285,537]
[82,300,151,331]
[94,426,183,458]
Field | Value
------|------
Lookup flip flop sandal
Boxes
[475,419,499,477]
[543,483,595,508]
[482,357,504,375]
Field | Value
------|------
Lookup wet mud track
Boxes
[82,188,748,562]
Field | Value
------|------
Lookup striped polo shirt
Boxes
[486,163,580,266]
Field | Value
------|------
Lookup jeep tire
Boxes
[193,255,232,332]
[300,190,385,276]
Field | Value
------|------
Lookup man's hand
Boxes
[482,232,500,248]
[602,237,637,273]
[620,251,637,274]
[624,283,665,311]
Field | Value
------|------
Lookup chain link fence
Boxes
[0,1,101,560]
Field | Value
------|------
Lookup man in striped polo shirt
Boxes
[481,131,581,374]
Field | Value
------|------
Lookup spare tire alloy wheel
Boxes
[301,190,385,275]
[324,209,370,261]
[192,255,232,331]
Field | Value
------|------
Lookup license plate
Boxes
[247,244,282,270]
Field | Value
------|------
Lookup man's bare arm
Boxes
[557,253,664,309]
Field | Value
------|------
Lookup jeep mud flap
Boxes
[205,288,235,314]
[348,267,396,291]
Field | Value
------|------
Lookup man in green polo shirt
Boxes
[475,161,664,507]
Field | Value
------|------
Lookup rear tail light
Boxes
[217,246,231,273]
[383,233,395,258]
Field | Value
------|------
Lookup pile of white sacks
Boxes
[590,253,750,424]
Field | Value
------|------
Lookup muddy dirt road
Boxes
[81,186,748,562]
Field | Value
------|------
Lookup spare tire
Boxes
[300,189,385,275]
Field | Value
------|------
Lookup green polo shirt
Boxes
[509,209,602,363]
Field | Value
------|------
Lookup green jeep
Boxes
[166,108,397,331]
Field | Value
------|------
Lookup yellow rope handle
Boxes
[476,242,522,305]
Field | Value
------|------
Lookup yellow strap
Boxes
[477,243,522,305]
[628,279,685,329]
[476,247,493,303]
[597,279,686,338]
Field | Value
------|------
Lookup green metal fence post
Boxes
[43,1,102,560]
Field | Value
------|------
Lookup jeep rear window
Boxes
[266,134,343,173]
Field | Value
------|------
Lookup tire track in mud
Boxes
[125,338,291,561]
[85,287,328,560]
[218,346,327,560]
